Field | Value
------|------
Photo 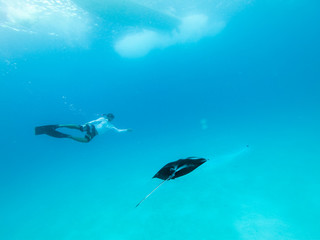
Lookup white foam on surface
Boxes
[114,14,225,58]
[112,0,252,57]
[114,29,169,58]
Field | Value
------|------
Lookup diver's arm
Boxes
[111,126,132,132]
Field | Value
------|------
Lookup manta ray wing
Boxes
[136,157,207,207]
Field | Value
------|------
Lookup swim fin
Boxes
[35,125,70,138]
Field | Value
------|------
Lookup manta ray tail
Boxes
[136,178,169,208]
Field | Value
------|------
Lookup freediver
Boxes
[35,113,132,143]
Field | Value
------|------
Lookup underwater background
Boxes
[1,0,320,239]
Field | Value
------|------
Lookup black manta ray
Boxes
[136,157,207,207]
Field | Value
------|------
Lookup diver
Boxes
[35,113,132,143]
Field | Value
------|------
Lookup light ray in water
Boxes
[208,145,251,168]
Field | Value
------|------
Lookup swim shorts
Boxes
[84,124,98,141]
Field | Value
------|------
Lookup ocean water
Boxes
[1,0,320,239]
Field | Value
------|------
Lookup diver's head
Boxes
[103,113,115,121]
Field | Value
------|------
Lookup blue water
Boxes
[1,0,320,239]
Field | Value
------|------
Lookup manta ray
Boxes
[136,157,207,207]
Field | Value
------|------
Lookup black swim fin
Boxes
[35,125,70,138]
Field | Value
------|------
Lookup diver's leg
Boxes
[58,124,82,130]
[67,135,90,143]
[67,132,94,143]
